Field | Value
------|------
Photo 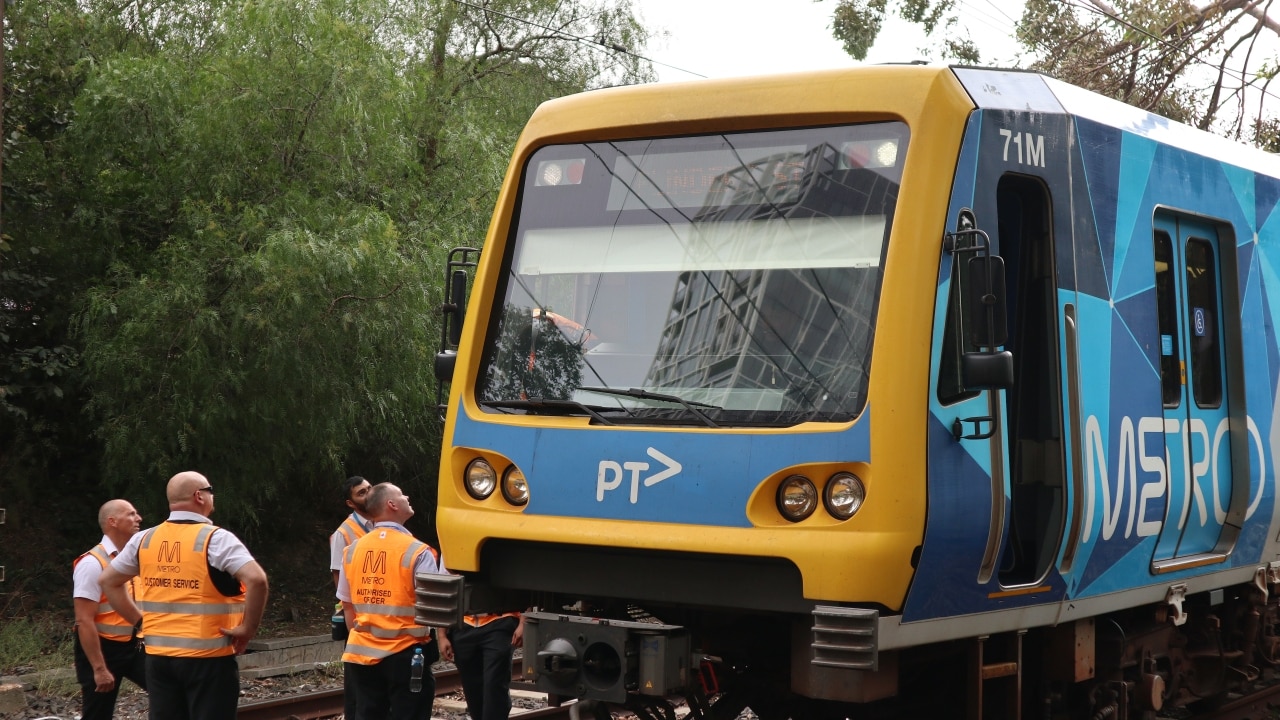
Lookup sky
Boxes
[634,0,1028,84]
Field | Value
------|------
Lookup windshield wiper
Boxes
[578,387,721,428]
[479,398,620,425]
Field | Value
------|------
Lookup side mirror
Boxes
[434,350,458,383]
[961,351,1014,389]
[445,269,469,347]
[965,255,1008,347]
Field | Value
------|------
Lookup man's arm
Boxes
[512,613,526,648]
[98,566,143,627]
[219,560,269,655]
[436,627,453,661]
[74,597,117,692]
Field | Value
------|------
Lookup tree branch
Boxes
[326,282,404,315]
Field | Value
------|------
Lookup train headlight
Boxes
[824,472,865,520]
[502,465,529,506]
[464,458,497,500]
[776,475,818,522]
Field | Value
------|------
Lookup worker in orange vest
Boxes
[331,475,375,586]
[101,471,269,720]
[330,474,374,719]
[73,499,148,720]
[338,482,450,720]
[444,610,525,720]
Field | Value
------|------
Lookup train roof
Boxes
[952,66,1280,178]
[522,64,1280,179]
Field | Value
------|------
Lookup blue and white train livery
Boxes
[417,66,1280,719]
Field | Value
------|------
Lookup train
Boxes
[412,64,1280,719]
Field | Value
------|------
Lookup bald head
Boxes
[166,471,208,503]
[365,483,415,524]
[166,470,216,516]
[98,498,143,545]
[98,499,132,532]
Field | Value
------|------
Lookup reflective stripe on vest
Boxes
[341,529,436,665]
[74,545,137,642]
[136,522,245,658]
[336,514,370,547]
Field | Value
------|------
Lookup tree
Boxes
[0,0,124,498]
[6,0,655,527]
[828,0,982,63]
[1018,0,1280,145]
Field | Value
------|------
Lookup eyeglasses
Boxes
[196,486,215,495]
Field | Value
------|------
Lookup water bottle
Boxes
[330,610,347,642]
[409,646,425,693]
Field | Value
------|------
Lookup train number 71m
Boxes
[999,128,1047,168]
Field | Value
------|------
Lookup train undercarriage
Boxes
[419,570,1280,720]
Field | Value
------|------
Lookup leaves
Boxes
[1018,0,1280,141]
[6,0,655,526]
[829,0,978,62]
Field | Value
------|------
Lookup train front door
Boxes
[993,173,1069,587]
[1151,213,1232,562]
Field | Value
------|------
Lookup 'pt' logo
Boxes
[597,447,682,503]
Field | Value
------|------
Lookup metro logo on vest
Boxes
[156,540,181,564]
[361,550,388,575]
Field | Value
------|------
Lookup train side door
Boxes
[1151,213,1232,562]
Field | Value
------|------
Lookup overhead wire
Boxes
[955,0,1021,41]
[949,0,1024,64]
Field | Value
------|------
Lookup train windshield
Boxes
[476,123,906,426]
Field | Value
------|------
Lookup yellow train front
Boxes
[417,65,1280,718]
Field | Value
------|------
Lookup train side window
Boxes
[1185,237,1223,408]
[1153,231,1181,408]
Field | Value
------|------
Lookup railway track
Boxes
[236,663,578,720]
[236,673,1280,720]
[1188,681,1280,720]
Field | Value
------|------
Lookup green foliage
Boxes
[4,0,655,531]
[0,615,73,675]
[831,0,888,61]
[828,0,978,63]
[0,243,78,420]
[79,209,440,521]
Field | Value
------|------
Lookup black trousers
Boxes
[74,634,148,720]
[145,653,240,720]
[344,658,360,720]
[450,617,518,720]
[348,642,439,720]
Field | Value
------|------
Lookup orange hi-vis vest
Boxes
[463,612,521,628]
[135,522,245,658]
[341,527,435,665]
[334,513,371,547]
[74,545,139,642]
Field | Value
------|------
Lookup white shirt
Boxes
[335,522,441,603]
[72,535,122,601]
[111,511,256,577]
